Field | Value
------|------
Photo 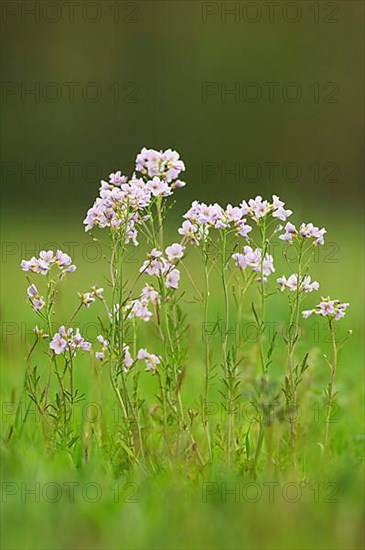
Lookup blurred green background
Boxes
[1,0,364,214]
[1,1,364,549]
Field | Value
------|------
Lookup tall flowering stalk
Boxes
[233,196,289,473]
[21,252,92,444]
[278,220,325,457]
[302,297,350,452]
[83,149,188,460]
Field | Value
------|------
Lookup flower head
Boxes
[302,297,350,321]
[240,195,292,224]
[21,250,76,275]
[232,246,275,281]
[135,147,185,184]
[280,222,326,246]
[78,286,104,308]
[49,326,92,355]
[147,177,172,197]
[277,274,319,293]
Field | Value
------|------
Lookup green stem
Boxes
[324,318,337,451]
[258,220,267,375]
[203,237,212,461]
[220,231,232,466]
[287,241,304,458]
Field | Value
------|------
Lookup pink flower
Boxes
[21,250,76,275]
[299,223,326,246]
[122,345,134,370]
[50,334,68,355]
[49,326,92,355]
[165,269,180,289]
[137,348,161,372]
[78,292,96,308]
[141,284,160,305]
[32,298,45,310]
[165,243,185,262]
[178,220,201,245]
[147,177,171,197]
[109,171,128,186]
[248,196,270,219]
[171,179,186,189]
[26,284,45,311]
[225,204,243,223]
[302,297,350,321]
[277,274,319,293]
[279,222,297,243]
[232,246,274,281]
[27,284,38,298]
[236,219,252,240]
[129,299,153,322]
[135,147,185,184]
[272,195,292,221]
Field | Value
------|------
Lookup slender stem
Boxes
[220,231,232,466]
[108,226,138,460]
[287,241,304,459]
[324,318,337,451]
[44,280,67,427]
[258,219,267,375]
[156,197,164,250]
[221,231,229,379]
[68,352,74,422]
[202,237,212,461]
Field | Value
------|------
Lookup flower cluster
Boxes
[27,284,45,310]
[78,286,104,308]
[83,179,144,240]
[241,195,292,222]
[279,222,326,245]
[49,326,92,355]
[108,171,128,186]
[179,202,252,245]
[21,250,76,275]
[232,246,275,281]
[135,147,186,185]
[84,149,186,236]
[302,298,350,320]
[137,348,161,373]
[277,274,319,293]
[140,246,183,290]
[127,284,160,322]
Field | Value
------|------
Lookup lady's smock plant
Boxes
[19,147,351,472]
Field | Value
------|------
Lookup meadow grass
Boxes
[1,201,364,550]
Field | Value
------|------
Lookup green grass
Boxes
[1,209,364,550]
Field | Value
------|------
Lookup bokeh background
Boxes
[1,1,364,549]
[1,0,364,213]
